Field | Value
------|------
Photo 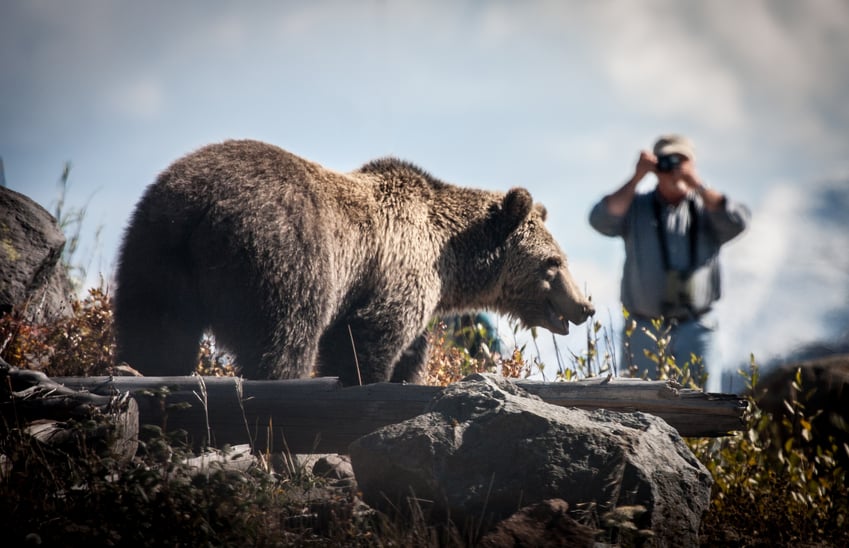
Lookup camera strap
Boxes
[652,193,698,273]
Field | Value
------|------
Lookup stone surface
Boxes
[312,454,356,487]
[0,187,73,322]
[349,374,712,546]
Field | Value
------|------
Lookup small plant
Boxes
[555,313,617,381]
[0,306,53,370]
[607,308,706,389]
[425,319,531,386]
[1,286,115,376]
[195,333,237,377]
[45,287,116,376]
[0,423,292,546]
[689,358,848,546]
[52,162,103,293]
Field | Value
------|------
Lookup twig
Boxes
[347,324,363,386]
[192,373,212,447]
[232,376,254,450]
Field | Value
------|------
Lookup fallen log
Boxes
[519,376,747,440]
[51,375,747,454]
[0,360,139,462]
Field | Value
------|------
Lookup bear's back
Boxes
[152,140,339,204]
[136,140,385,241]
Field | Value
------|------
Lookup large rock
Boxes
[349,374,712,546]
[0,187,73,322]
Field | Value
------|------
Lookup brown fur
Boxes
[114,140,593,384]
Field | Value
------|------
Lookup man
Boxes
[589,134,750,382]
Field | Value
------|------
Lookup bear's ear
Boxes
[534,203,548,222]
[502,187,534,228]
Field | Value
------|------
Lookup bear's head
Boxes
[494,188,594,335]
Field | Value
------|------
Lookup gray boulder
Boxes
[349,374,711,546]
[312,454,356,488]
[0,187,73,322]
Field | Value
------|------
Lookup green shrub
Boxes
[690,360,848,546]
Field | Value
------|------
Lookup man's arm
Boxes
[602,150,655,216]
[680,165,726,212]
[680,166,751,242]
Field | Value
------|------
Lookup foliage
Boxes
[425,319,531,386]
[0,424,375,546]
[1,288,237,378]
[689,359,849,546]
[52,162,102,293]
[547,307,702,388]
[1,288,115,376]
[620,308,706,389]
[45,287,116,376]
[0,306,53,371]
[195,333,238,377]
[555,315,616,381]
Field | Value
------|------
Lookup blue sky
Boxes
[2,1,848,390]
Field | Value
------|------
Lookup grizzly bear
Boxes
[114,140,594,385]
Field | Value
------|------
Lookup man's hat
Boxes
[653,134,696,160]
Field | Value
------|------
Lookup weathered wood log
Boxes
[519,376,747,439]
[182,444,256,475]
[52,375,747,454]
[1,360,139,461]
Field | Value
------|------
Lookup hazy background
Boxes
[3,0,848,391]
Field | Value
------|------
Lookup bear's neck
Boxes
[432,188,506,313]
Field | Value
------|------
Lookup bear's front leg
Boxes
[316,304,429,386]
[389,332,429,384]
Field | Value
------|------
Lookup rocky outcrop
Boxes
[349,374,712,546]
[0,187,73,322]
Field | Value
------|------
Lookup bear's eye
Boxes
[543,257,561,280]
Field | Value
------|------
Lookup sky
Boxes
[2,0,848,391]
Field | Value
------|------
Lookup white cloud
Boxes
[579,2,748,131]
[105,78,165,120]
[698,0,849,155]
[569,0,849,172]
[717,179,849,367]
[716,183,799,339]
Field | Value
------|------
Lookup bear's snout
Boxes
[578,300,595,321]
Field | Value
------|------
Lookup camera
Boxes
[656,154,683,173]
[662,270,695,319]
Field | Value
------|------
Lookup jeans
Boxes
[622,311,718,383]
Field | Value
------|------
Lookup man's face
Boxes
[656,154,692,193]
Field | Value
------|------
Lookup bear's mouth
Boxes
[545,302,570,335]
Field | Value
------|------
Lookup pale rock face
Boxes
[0,186,73,323]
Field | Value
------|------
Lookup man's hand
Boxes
[635,150,657,180]
[677,161,726,211]
[678,161,703,191]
